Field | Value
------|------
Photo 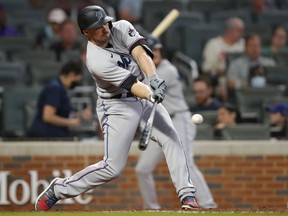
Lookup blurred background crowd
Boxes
[0,0,288,141]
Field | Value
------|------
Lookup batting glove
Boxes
[149,73,167,91]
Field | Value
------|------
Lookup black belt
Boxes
[101,92,134,99]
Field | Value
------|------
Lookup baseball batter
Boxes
[135,39,217,209]
[35,5,198,211]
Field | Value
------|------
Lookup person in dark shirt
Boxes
[214,103,241,139]
[27,61,85,138]
[189,76,222,112]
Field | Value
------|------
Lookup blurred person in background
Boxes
[227,34,276,92]
[266,102,288,140]
[262,26,288,63]
[117,0,149,37]
[201,17,245,102]
[35,8,67,49]
[135,38,217,209]
[189,76,222,113]
[118,0,143,26]
[49,19,82,61]
[27,61,92,138]
[214,103,240,139]
[0,3,20,37]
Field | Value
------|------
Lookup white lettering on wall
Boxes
[0,170,93,206]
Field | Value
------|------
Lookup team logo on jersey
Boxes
[117,55,131,69]
[128,28,136,37]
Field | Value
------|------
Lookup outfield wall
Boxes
[0,140,288,210]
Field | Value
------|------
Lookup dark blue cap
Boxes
[266,103,288,115]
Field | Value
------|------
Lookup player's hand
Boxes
[149,73,167,103]
[149,73,166,90]
[149,86,166,103]
[69,118,80,128]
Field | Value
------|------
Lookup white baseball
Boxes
[191,114,203,124]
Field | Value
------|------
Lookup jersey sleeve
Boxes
[118,20,145,53]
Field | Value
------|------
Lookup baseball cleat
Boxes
[35,178,60,211]
[181,196,199,210]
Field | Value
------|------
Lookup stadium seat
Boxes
[0,51,7,62]
[29,61,62,87]
[10,50,56,66]
[194,123,214,140]
[235,86,286,122]
[0,37,34,58]
[23,100,37,132]
[221,124,270,140]
[2,88,40,137]
[265,65,288,87]
[7,9,46,31]
[142,0,185,32]
[209,10,252,23]
[257,10,288,26]
[164,11,205,54]
[171,51,199,88]
[183,23,223,62]
[0,62,27,87]
[197,110,218,126]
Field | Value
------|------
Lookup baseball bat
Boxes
[138,10,178,150]
[139,102,157,151]
[151,9,180,38]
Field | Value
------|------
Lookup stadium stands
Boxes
[0,0,288,140]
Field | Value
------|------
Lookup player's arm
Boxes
[131,45,167,102]
[131,45,156,78]
[130,80,155,101]
[42,105,80,128]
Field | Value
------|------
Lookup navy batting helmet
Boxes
[77,5,113,33]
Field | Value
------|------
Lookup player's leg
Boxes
[173,112,217,209]
[139,101,197,207]
[135,140,163,209]
[35,98,142,211]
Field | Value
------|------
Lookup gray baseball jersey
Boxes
[52,20,196,203]
[136,59,217,209]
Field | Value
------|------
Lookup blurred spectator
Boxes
[117,0,149,36]
[266,102,288,139]
[189,76,222,112]
[250,0,278,22]
[49,19,82,61]
[27,61,92,138]
[248,64,267,88]
[262,26,288,61]
[35,8,67,49]
[251,0,277,13]
[214,103,240,139]
[118,0,143,25]
[0,3,20,37]
[202,17,245,77]
[227,34,276,91]
[202,17,245,102]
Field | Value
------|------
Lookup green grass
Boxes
[1,212,287,216]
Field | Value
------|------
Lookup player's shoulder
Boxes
[111,20,132,30]
[45,78,63,92]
